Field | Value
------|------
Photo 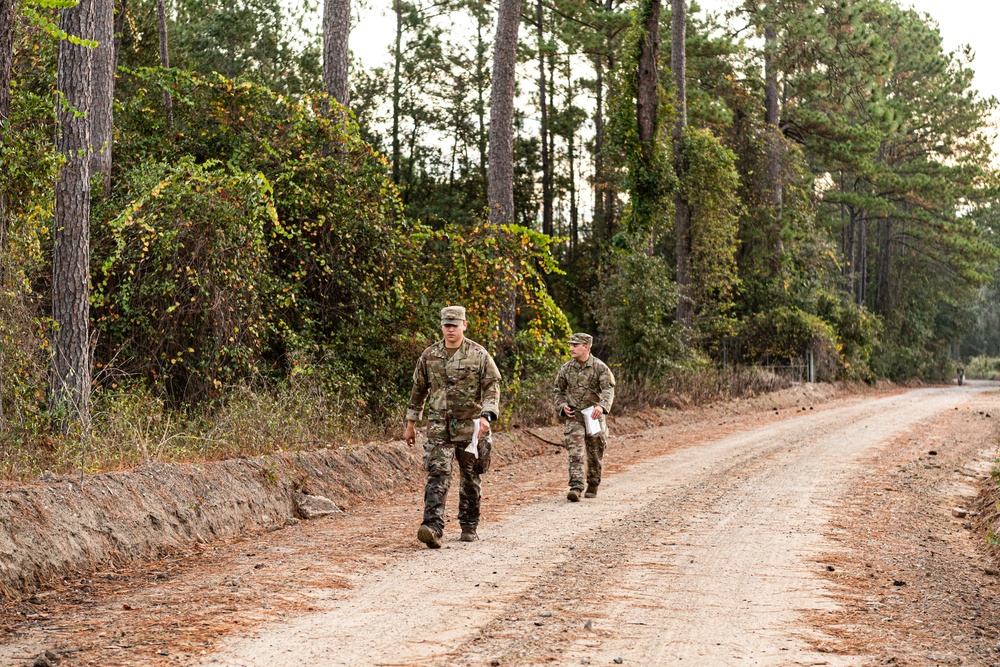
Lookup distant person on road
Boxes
[404,305,501,548]
[553,333,615,502]
[957,363,965,386]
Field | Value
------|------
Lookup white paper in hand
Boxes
[465,419,480,458]
[581,406,602,436]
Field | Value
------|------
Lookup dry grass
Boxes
[612,366,791,415]
[2,364,795,482]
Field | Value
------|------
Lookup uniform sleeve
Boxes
[479,353,502,419]
[597,364,615,413]
[405,354,429,422]
[553,365,569,413]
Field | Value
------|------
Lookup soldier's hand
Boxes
[563,405,575,418]
[591,405,604,419]
[478,417,491,435]
[404,421,417,446]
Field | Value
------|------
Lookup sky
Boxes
[347,0,1000,105]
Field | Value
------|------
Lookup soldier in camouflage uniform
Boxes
[404,306,502,548]
[553,333,615,502]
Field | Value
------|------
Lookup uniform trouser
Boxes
[564,417,607,491]
[422,439,481,533]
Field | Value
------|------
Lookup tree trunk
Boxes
[602,0,616,236]
[112,0,126,70]
[0,0,18,257]
[391,0,402,185]
[0,0,15,136]
[763,25,781,208]
[155,0,172,127]
[636,0,659,149]
[763,23,783,259]
[671,0,692,329]
[566,60,577,258]
[53,0,95,427]
[537,0,551,236]
[856,211,867,307]
[487,0,521,353]
[875,217,891,317]
[91,0,114,193]
[475,17,488,200]
[593,53,604,242]
[487,0,520,226]
[322,0,350,108]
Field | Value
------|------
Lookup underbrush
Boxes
[1,363,794,482]
[0,376,398,482]
[611,365,792,415]
[965,356,1000,381]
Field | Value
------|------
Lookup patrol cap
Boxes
[441,305,467,325]
[568,332,593,346]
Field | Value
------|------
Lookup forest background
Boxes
[1,0,999,480]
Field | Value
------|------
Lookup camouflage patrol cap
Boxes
[441,305,467,325]
[568,332,593,346]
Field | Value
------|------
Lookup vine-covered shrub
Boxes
[413,222,571,369]
[92,159,275,401]
[592,251,686,375]
[679,127,742,349]
[101,70,421,408]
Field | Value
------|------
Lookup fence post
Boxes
[807,349,814,383]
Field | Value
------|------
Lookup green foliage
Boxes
[91,159,276,401]
[592,251,687,375]
[413,222,571,371]
[965,356,1000,381]
[604,0,675,247]
[104,69,421,410]
[21,1,100,48]
[678,127,741,347]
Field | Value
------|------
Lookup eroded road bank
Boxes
[2,384,998,667]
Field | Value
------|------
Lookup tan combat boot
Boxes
[417,524,442,549]
[584,484,598,498]
[460,528,478,542]
[567,489,581,502]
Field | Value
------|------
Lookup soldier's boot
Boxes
[584,483,598,498]
[567,489,581,502]
[460,527,479,542]
[417,524,442,549]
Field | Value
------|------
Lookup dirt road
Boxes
[2,384,998,667]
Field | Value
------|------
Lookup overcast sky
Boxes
[348,0,1000,104]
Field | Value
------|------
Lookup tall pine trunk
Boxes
[475,16,488,200]
[602,0,615,235]
[636,0,660,255]
[156,0,172,127]
[487,0,519,226]
[566,61,578,257]
[91,0,114,194]
[537,0,551,236]
[875,217,891,316]
[391,0,402,185]
[763,22,783,259]
[53,0,95,427]
[671,0,692,329]
[322,0,350,108]
[0,0,17,256]
[856,210,867,307]
[593,53,605,242]
[487,0,521,352]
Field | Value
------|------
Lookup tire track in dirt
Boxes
[207,387,983,667]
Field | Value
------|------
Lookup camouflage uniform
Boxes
[407,317,501,536]
[553,334,615,493]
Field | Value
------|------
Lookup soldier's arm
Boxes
[405,354,430,422]
[553,366,570,413]
[479,353,502,420]
[597,364,616,413]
